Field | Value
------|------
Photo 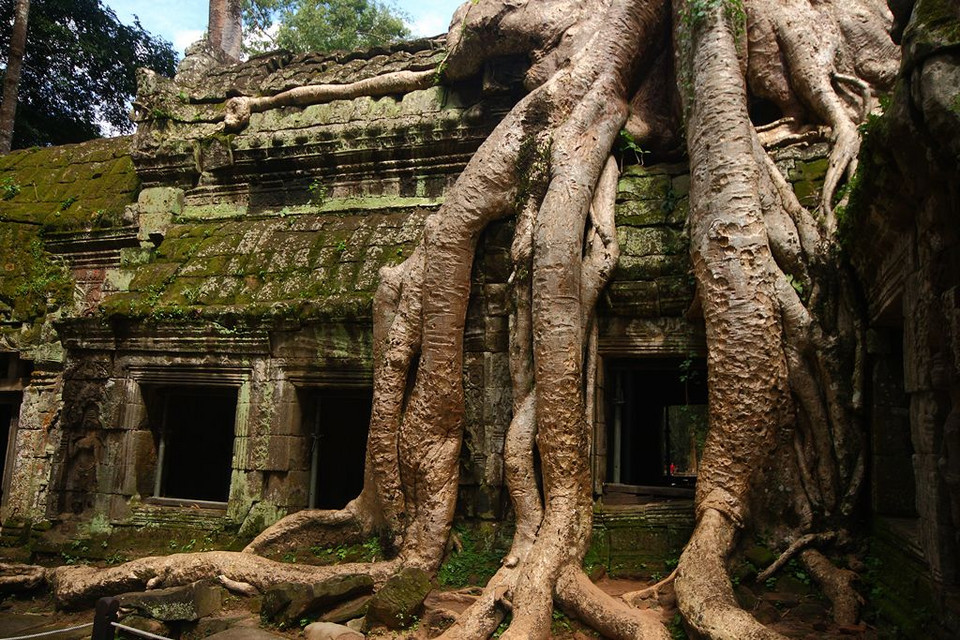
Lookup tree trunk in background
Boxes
[0,0,31,154]
[208,0,243,60]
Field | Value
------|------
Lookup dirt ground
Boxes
[0,573,882,640]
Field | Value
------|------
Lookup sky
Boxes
[103,0,464,57]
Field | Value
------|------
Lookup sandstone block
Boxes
[363,567,432,631]
[119,580,223,622]
[303,621,364,640]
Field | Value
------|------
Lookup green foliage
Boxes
[309,537,383,564]
[786,558,810,585]
[1,176,21,200]
[308,178,328,205]
[242,0,411,55]
[12,239,73,313]
[0,0,177,149]
[680,0,746,39]
[617,128,651,167]
[785,274,804,296]
[669,612,688,639]
[437,526,502,587]
[550,610,573,634]
[61,540,90,565]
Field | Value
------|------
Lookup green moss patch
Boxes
[0,137,139,232]
[100,208,430,322]
[0,226,72,322]
[906,0,960,57]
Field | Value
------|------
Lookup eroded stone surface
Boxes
[119,580,223,622]
[362,567,432,631]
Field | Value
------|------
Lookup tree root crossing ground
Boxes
[15,1,900,639]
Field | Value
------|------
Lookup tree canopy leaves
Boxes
[0,0,177,149]
[242,0,411,55]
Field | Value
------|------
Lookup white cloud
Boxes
[408,12,449,38]
[172,29,205,56]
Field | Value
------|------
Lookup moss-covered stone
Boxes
[100,208,429,322]
[617,173,673,201]
[0,137,138,231]
[261,575,375,627]
[120,580,224,622]
[363,567,432,631]
[0,229,73,322]
[906,0,960,59]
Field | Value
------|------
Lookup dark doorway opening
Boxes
[304,390,371,509]
[0,401,13,502]
[149,387,237,504]
[605,358,708,490]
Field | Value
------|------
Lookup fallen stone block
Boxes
[303,621,364,640]
[261,574,374,626]
[363,567,432,631]
[119,580,223,622]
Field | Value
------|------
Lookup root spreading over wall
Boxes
[14,1,901,638]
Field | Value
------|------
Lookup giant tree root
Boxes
[800,548,861,625]
[755,531,839,583]
[244,506,369,555]
[50,552,399,610]
[0,562,46,592]
[676,510,788,640]
[671,1,893,637]
[224,69,436,131]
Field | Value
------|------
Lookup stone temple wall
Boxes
[0,136,141,525]
[845,1,960,636]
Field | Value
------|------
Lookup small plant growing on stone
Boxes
[1,176,21,200]
[308,178,328,205]
[59,195,78,211]
[335,240,348,253]
[617,128,651,168]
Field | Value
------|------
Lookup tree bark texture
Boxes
[208,0,243,60]
[0,0,30,154]
[18,1,902,638]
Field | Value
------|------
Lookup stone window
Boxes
[300,389,371,509]
[602,358,707,500]
[146,386,237,505]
